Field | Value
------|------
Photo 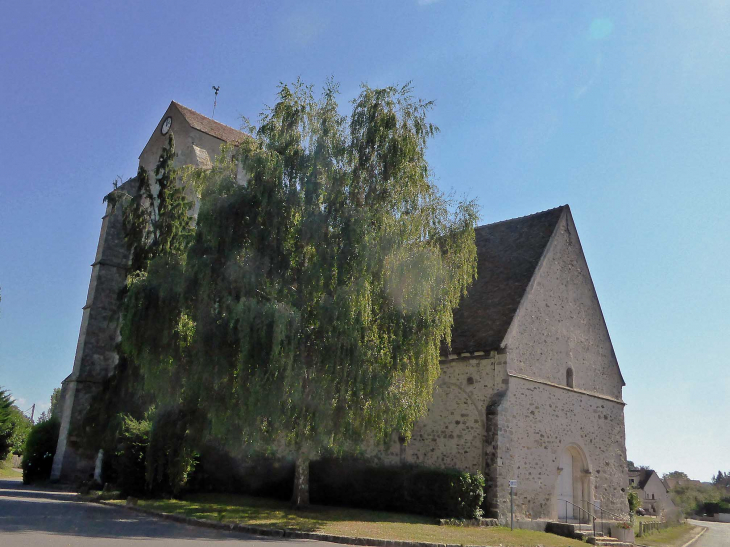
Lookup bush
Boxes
[628,491,641,513]
[186,447,294,499]
[21,417,60,484]
[114,414,150,496]
[310,458,485,519]
[145,408,196,496]
[703,499,730,515]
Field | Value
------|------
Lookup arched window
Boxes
[566,368,574,388]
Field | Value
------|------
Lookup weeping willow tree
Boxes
[120,80,478,506]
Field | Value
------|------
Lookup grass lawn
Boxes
[636,523,702,547]
[109,494,585,547]
[0,456,21,479]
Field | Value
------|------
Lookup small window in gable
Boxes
[566,367,574,388]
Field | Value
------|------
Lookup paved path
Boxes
[0,477,323,546]
[687,519,730,547]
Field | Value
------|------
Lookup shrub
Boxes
[114,414,150,496]
[21,417,60,484]
[145,407,196,496]
[310,458,485,519]
[186,446,294,499]
[627,491,641,513]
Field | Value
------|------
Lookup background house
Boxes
[629,469,675,515]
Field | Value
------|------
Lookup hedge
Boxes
[310,458,485,519]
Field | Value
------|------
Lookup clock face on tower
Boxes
[161,116,172,135]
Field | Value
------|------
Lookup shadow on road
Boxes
[0,478,284,542]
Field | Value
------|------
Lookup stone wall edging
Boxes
[92,499,499,547]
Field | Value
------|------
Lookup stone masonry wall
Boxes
[52,178,135,482]
[374,352,507,476]
[504,209,624,400]
[495,375,628,522]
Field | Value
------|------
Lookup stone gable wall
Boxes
[504,210,623,400]
[139,105,226,175]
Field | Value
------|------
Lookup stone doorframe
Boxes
[555,443,594,522]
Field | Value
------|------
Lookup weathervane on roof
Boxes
[212,86,220,119]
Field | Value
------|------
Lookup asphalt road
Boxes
[0,477,324,546]
[687,520,730,547]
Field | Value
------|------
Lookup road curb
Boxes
[634,524,708,547]
[679,525,707,547]
[91,499,492,547]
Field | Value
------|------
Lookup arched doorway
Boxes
[556,444,591,522]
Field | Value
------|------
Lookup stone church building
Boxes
[52,102,629,523]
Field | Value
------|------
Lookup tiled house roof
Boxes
[447,205,567,355]
[628,469,654,490]
[173,101,249,144]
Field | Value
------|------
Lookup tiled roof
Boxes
[172,102,249,144]
[447,206,567,355]
[628,469,654,490]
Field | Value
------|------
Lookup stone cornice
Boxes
[91,259,128,270]
[508,372,626,406]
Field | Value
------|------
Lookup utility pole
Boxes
[29,404,35,423]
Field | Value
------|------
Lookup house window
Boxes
[652,493,655,500]
[566,368,574,388]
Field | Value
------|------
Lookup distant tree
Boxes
[627,460,635,469]
[119,80,479,506]
[664,471,690,481]
[49,388,62,418]
[8,406,31,455]
[0,389,16,459]
[713,471,730,488]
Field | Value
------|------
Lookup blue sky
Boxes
[1,1,728,481]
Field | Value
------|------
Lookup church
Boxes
[52,101,629,524]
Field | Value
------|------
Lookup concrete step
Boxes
[587,537,633,547]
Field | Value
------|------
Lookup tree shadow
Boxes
[0,479,299,543]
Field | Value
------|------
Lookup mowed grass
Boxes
[0,456,21,478]
[637,523,702,547]
[110,493,585,547]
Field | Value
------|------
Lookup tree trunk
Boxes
[291,452,310,508]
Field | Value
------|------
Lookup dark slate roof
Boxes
[628,469,654,490]
[447,206,567,355]
[173,102,249,144]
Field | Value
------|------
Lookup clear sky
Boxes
[1,1,728,482]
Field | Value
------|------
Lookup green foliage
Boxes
[8,406,31,455]
[119,80,478,503]
[145,407,197,496]
[115,414,151,496]
[713,470,730,487]
[310,459,485,519]
[0,388,16,459]
[186,449,294,499]
[79,355,152,459]
[663,470,689,481]
[627,491,641,513]
[703,498,730,515]
[670,482,728,515]
[120,133,194,273]
[21,417,60,484]
[49,388,61,418]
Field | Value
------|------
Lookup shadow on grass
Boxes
[140,493,433,533]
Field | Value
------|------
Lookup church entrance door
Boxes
[557,449,574,520]
[556,444,591,522]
